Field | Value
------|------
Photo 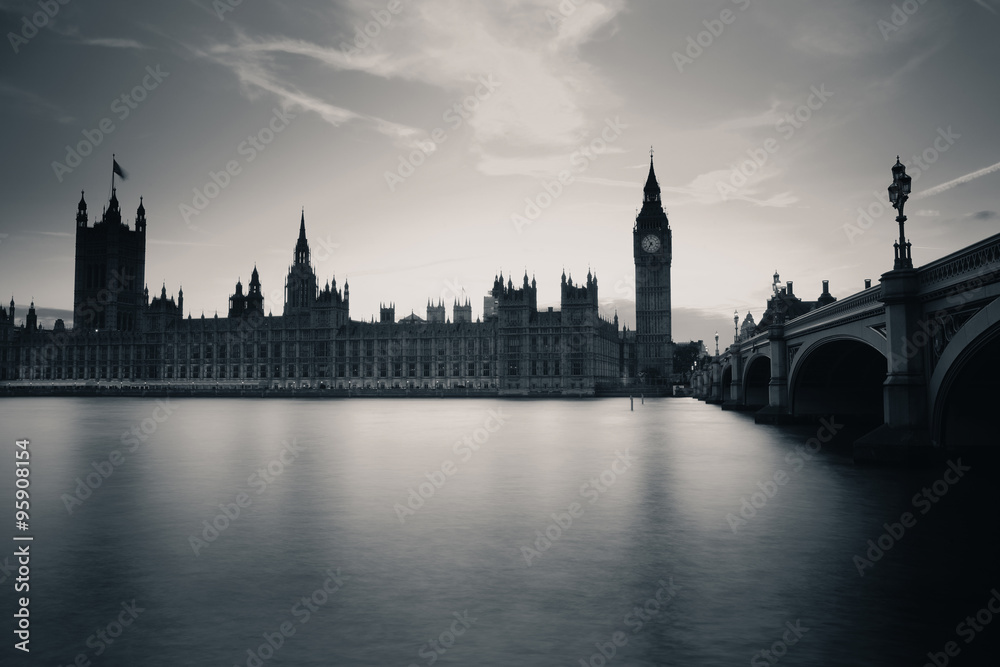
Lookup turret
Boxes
[26,300,37,332]
[135,196,146,233]
[77,191,87,228]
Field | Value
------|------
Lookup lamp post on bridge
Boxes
[733,310,739,344]
[888,157,913,270]
[854,155,930,461]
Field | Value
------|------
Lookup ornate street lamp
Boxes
[733,310,739,343]
[715,331,719,356]
[888,156,913,269]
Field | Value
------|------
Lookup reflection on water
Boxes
[0,397,997,665]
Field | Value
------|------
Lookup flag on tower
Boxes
[113,157,128,180]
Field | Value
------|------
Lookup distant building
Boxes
[737,272,838,340]
[1,163,680,394]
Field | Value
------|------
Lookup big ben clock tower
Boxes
[633,150,673,382]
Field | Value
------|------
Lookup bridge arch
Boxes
[930,298,1000,447]
[788,336,887,418]
[742,353,770,409]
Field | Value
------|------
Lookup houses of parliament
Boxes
[0,158,675,395]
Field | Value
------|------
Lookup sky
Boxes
[2,0,999,344]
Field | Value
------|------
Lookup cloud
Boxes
[913,209,940,217]
[196,0,626,171]
[972,0,999,15]
[915,160,1000,198]
[0,83,75,124]
[970,210,997,220]
[78,37,147,49]
[661,167,799,209]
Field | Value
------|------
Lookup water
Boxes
[0,397,997,666]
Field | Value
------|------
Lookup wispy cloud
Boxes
[0,83,75,124]
[78,37,148,49]
[195,0,626,172]
[972,0,999,15]
[915,160,1000,198]
[662,168,799,209]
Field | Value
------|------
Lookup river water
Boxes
[0,397,997,666]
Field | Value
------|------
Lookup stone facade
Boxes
[1,185,654,395]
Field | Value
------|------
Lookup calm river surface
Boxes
[0,397,997,666]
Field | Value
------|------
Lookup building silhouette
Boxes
[633,152,673,380]
[1,159,680,395]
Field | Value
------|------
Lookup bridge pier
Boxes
[706,357,723,404]
[721,344,746,410]
[755,320,792,423]
[854,268,934,463]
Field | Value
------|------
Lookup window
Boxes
[467,362,476,377]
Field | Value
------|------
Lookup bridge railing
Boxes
[782,285,884,335]
[917,232,1000,294]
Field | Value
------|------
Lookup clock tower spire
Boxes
[633,149,673,384]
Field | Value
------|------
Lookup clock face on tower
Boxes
[641,234,661,253]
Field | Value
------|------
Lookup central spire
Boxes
[643,151,660,203]
[294,208,310,265]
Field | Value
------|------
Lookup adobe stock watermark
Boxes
[853,459,971,577]
[576,577,680,667]
[393,408,508,523]
[7,0,72,54]
[233,568,346,667]
[727,417,843,532]
[189,438,305,555]
[406,611,477,667]
[672,0,752,73]
[921,587,1000,667]
[519,449,634,566]
[339,0,406,60]
[60,398,177,513]
[384,75,501,192]
[842,126,959,243]
[51,65,170,183]
[877,0,930,40]
[179,107,295,228]
[716,84,833,201]
[511,116,627,234]
[213,0,243,20]
[750,620,809,666]
[545,0,589,29]
[55,600,145,666]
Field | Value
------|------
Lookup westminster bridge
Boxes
[691,232,1000,462]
